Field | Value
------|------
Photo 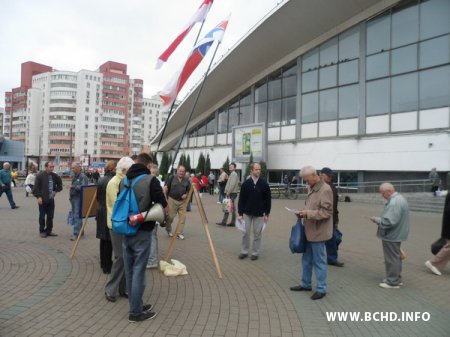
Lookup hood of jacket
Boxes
[126,163,150,180]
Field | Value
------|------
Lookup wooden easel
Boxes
[165,183,223,279]
[70,190,97,259]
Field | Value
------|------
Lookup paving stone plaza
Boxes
[1,188,449,336]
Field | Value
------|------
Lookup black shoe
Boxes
[128,311,157,323]
[226,223,235,227]
[216,222,226,226]
[143,304,153,312]
[328,261,344,267]
[119,292,128,298]
[11,206,19,209]
[311,292,326,300]
[250,255,258,261]
[290,285,312,291]
[238,253,248,259]
[105,292,116,302]
[47,232,58,237]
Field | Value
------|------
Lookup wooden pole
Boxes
[192,185,223,279]
[70,190,97,259]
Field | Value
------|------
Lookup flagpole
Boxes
[168,40,221,174]
[155,19,207,154]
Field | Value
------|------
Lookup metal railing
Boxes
[269,179,433,199]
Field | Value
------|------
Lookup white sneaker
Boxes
[425,260,441,276]
[167,231,173,237]
[379,282,400,289]
[146,263,158,269]
[177,233,185,240]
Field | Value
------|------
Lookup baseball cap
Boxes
[321,167,335,176]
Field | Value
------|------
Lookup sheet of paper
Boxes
[285,206,299,213]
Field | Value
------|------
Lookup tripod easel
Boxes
[164,183,223,279]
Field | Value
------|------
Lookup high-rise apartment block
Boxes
[4,61,169,169]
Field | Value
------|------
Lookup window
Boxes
[419,65,450,109]
[255,102,267,124]
[367,13,390,55]
[419,35,450,69]
[366,78,390,115]
[339,60,359,85]
[218,108,228,133]
[391,44,417,75]
[339,85,359,119]
[391,3,418,48]
[268,100,282,127]
[319,89,338,121]
[420,0,450,40]
[302,92,318,123]
[366,52,389,80]
[339,26,360,60]
[391,73,418,112]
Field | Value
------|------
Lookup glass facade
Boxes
[187,0,449,144]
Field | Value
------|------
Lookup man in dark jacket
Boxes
[321,167,344,267]
[122,153,168,323]
[33,161,63,237]
[237,163,271,260]
[69,162,89,241]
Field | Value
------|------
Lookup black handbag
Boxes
[431,237,447,255]
[2,184,11,192]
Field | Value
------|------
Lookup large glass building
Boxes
[153,0,450,183]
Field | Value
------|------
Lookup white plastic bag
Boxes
[25,185,32,193]
[159,259,188,277]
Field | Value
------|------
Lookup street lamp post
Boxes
[69,127,73,166]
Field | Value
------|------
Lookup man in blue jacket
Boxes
[237,163,271,260]
[0,162,18,209]
[370,183,410,289]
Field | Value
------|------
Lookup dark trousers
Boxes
[0,188,16,208]
[209,183,214,195]
[325,225,339,263]
[100,240,113,273]
[39,199,55,233]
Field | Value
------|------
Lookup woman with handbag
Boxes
[425,192,450,276]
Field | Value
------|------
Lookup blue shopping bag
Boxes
[289,218,307,254]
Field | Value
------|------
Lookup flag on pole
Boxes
[155,0,214,69]
[159,17,229,107]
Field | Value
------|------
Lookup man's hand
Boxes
[181,193,187,200]
[164,206,169,215]
[37,197,43,205]
[295,209,307,218]
[263,215,269,224]
[237,215,243,223]
[369,216,378,223]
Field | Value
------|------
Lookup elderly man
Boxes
[290,166,333,300]
[370,183,410,289]
[217,163,239,226]
[0,162,19,209]
[68,162,89,241]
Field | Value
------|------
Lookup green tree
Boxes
[152,152,158,166]
[244,153,254,178]
[222,156,230,173]
[259,161,267,179]
[186,154,192,172]
[205,153,211,174]
[196,152,205,174]
[179,153,186,167]
[159,152,169,180]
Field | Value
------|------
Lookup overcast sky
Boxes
[0,0,285,108]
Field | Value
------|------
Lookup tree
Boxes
[152,152,158,166]
[205,153,211,174]
[196,152,205,174]
[222,156,230,173]
[159,152,169,181]
[186,154,191,172]
[259,160,267,179]
[179,153,186,167]
[244,153,254,178]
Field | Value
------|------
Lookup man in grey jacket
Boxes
[217,162,240,227]
[370,183,410,289]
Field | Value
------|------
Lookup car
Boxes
[57,170,72,178]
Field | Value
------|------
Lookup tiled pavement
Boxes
[0,188,449,337]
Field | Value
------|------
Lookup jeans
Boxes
[39,199,55,233]
[301,241,327,293]
[218,185,226,203]
[70,197,82,235]
[0,187,16,208]
[123,230,152,315]
[148,225,158,265]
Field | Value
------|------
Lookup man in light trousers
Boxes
[237,163,271,260]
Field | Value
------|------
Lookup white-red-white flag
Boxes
[155,0,214,69]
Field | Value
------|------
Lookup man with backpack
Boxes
[120,153,168,322]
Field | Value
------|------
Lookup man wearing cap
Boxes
[321,167,344,267]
